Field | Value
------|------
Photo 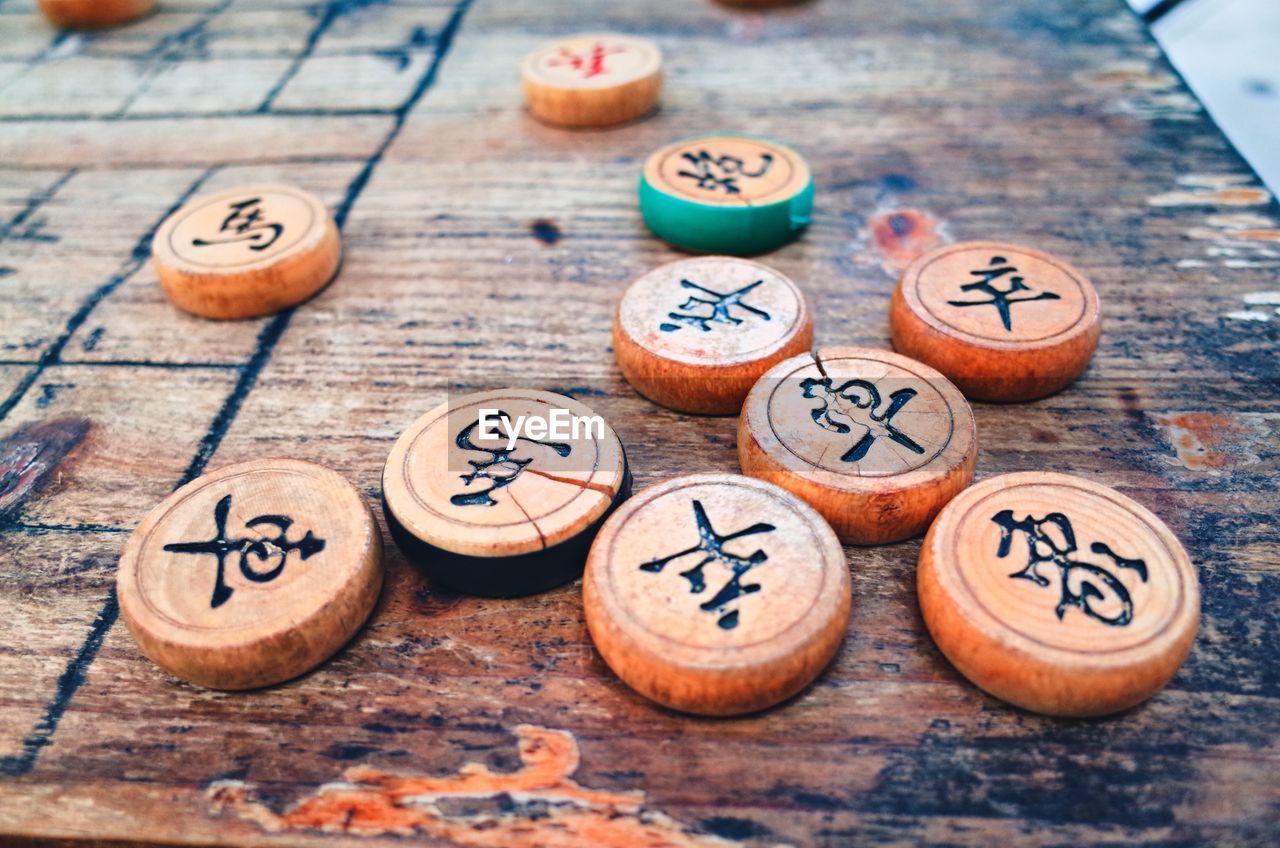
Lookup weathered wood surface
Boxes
[0,0,1277,845]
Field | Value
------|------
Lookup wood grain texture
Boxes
[0,0,1277,846]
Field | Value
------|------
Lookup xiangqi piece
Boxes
[583,474,850,716]
[639,133,813,255]
[152,184,341,320]
[738,346,977,544]
[37,0,155,29]
[117,459,383,690]
[917,471,1199,716]
[613,256,813,414]
[521,33,663,128]
[382,389,631,596]
[891,241,1102,402]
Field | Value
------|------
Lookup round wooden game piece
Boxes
[891,241,1102,402]
[382,389,631,596]
[521,33,663,128]
[117,459,383,690]
[613,257,813,415]
[38,0,155,29]
[738,346,977,545]
[152,185,341,321]
[917,472,1199,717]
[583,474,849,716]
[639,133,813,255]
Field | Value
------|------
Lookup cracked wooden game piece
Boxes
[117,459,384,690]
[738,346,977,544]
[639,133,813,255]
[891,241,1102,402]
[521,33,663,128]
[152,184,341,320]
[584,474,849,716]
[917,472,1199,716]
[38,0,155,29]
[613,257,813,414]
[382,389,631,596]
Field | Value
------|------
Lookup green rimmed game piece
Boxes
[639,133,814,255]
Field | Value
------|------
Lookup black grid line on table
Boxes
[0,0,476,778]
[0,0,456,122]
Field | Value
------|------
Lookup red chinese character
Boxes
[546,43,626,79]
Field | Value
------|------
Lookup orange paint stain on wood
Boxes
[868,209,944,273]
[208,725,738,847]
[1152,412,1248,470]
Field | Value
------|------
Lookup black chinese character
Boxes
[192,197,284,252]
[639,499,775,630]
[659,278,771,333]
[676,150,774,195]
[992,510,1149,627]
[163,494,325,609]
[946,255,1061,331]
[800,377,925,463]
[450,412,572,508]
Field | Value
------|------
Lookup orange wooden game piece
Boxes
[382,389,630,596]
[117,459,384,690]
[584,474,849,716]
[613,257,813,414]
[739,346,976,544]
[521,34,662,128]
[152,185,341,320]
[891,241,1101,402]
[38,0,155,29]
[917,471,1199,716]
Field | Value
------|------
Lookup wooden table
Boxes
[1,0,1277,845]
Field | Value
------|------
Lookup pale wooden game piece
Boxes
[918,472,1199,716]
[891,241,1102,402]
[383,389,630,596]
[152,185,341,320]
[738,346,977,545]
[639,133,814,255]
[38,0,155,29]
[117,459,383,690]
[613,257,813,415]
[521,34,663,128]
[583,473,849,716]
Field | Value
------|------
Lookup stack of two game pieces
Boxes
[379,390,850,718]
